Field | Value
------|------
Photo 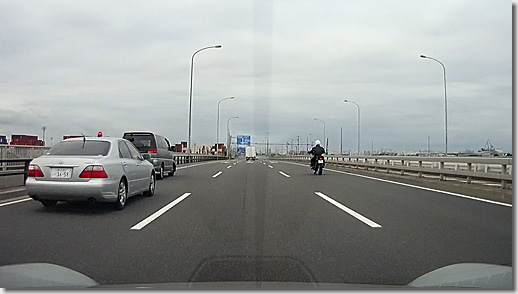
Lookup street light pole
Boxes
[313,118,326,147]
[188,44,222,162]
[217,96,234,158]
[344,100,360,155]
[227,116,239,158]
[420,54,448,155]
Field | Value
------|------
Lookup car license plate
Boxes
[318,160,324,163]
[51,168,72,179]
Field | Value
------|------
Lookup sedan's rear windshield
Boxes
[122,133,156,152]
[48,140,111,156]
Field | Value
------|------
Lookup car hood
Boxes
[0,261,511,289]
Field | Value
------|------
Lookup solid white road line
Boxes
[227,165,232,169]
[268,165,273,169]
[315,192,382,228]
[279,171,291,178]
[177,161,220,170]
[212,171,223,178]
[283,161,512,208]
[131,193,192,230]
[0,188,26,195]
[0,197,32,207]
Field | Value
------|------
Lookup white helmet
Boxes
[314,140,321,146]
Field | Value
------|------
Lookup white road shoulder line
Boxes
[0,197,32,207]
[0,188,27,195]
[283,161,512,208]
[268,165,273,169]
[131,193,192,230]
[279,171,291,178]
[315,192,382,228]
[212,171,223,178]
[177,161,221,170]
[227,165,232,169]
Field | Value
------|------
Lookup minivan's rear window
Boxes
[123,133,156,152]
[48,141,111,156]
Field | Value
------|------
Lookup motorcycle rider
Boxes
[308,140,326,168]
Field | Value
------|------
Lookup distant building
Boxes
[10,134,44,146]
[0,135,7,145]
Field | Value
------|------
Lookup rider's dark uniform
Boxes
[309,145,325,168]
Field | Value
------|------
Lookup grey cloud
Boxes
[0,0,511,153]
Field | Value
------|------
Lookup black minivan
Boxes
[123,132,176,179]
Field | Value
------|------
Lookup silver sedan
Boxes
[26,137,156,210]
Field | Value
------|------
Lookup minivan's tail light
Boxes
[148,148,157,153]
[28,164,44,177]
[80,165,108,178]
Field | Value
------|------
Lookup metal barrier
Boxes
[0,145,51,160]
[280,155,513,189]
[172,152,226,164]
[0,159,32,184]
[0,153,226,187]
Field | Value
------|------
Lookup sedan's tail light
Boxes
[148,148,157,153]
[80,165,108,178]
[28,164,44,177]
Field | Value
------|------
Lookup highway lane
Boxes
[0,158,512,286]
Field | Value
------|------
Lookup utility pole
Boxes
[266,132,269,157]
[371,140,374,155]
[340,127,343,155]
[297,136,300,154]
[41,126,47,146]
[427,135,430,155]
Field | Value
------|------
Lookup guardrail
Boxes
[172,153,227,164]
[0,145,51,160]
[280,155,513,189]
[0,153,226,187]
[0,159,32,184]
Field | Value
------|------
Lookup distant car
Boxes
[122,132,176,179]
[26,137,156,210]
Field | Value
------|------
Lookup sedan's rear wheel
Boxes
[115,180,127,210]
[41,200,57,207]
[144,173,155,197]
[169,164,176,177]
[157,166,164,180]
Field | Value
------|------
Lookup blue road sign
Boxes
[237,135,251,153]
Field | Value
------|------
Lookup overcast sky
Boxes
[0,0,512,153]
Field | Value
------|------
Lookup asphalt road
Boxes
[0,158,512,286]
